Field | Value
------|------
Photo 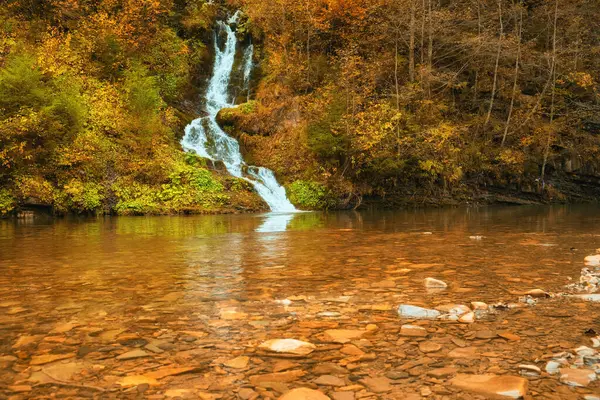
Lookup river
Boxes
[1,205,600,398]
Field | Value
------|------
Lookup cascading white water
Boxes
[181,12,296,212]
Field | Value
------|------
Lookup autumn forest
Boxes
[1,0,599,215]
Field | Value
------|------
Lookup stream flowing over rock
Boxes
[180,12,296,212]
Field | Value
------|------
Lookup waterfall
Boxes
[181,12,296,213]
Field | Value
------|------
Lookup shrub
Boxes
[287,180,332,209]
[0,189,16,215]
[59,180,104,213]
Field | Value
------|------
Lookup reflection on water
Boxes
[255,212,298,233]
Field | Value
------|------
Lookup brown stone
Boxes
[427,367,458,378]
[419,342,442,353]
[449,374,528,399]
[273,360,300,372]
[323,330,366,344]
[118,375,160,387]
[340,344,365,356]
[116,349,150,360]
[146,366,199,380]
[250,370,306,385]
[400,325,428,337]
[359,377,393,393]
[224,356,249,369]
[559,368,597,387]
[314,375,345,387]
[498,332,521,341]
[447,347,478,359]
[30,353,75,365]
[279,388,331,400]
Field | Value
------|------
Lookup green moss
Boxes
[287,180,333,210]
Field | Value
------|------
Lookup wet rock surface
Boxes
[2,209,600,399]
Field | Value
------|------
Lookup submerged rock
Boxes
[584,255,600,266]
[398,305,441,319]
[322,330,366,344]
[258,339,316,356]
[471,301,488,310]
[571,294,600,302]
[400,324,428,337]
[449,374,528,398]
[559,368,597,387]
[279,388,330,400]
[458,312,475,324]
[424,277,447,288]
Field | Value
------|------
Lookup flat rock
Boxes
[424,278,447,288]
[359,377,393,393]
[428,367,458,378]
[314,375,345,387]
[279,388,331,400]
[400,324,428,337]
[331,393,354,400]
[398,305,441,319]
[559,368,597,387]
[419,342,442,353]
[498,332,521,341]
[42,361,86,381]
[30,353,75,365]
[116,349,150,360]
[449,374,528,399]
[118,375,160,387]
[274,360,301,372]
[259,339,316,355]
[250,370,306,385]
[447,347,478,359]
[224,356,249,369]
[323,330,366,344]
[146,366,199,380]
[8,385,32,393]
[313,363,347,375]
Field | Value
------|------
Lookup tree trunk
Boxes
[540,0,559,185]
[501,2,522,146]
[485,0,503,126]
[409,0,416,82]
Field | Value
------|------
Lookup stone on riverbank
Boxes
[424,277,447,288]
[323,330,366,344]
[400,324,428,337]
[559,368,597,387]
[279,388,331,400]
[259,339,316,356]
[398,305,440,319]
[449,374,528,398]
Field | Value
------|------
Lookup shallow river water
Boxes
[1,206,600,399]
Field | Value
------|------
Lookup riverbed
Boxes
[1,206,600,399]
